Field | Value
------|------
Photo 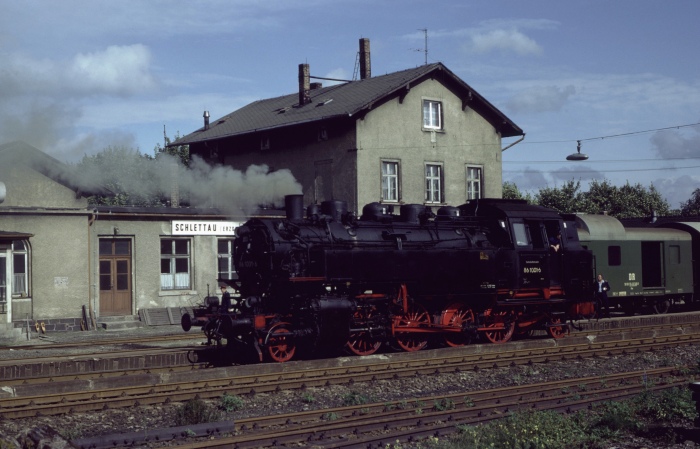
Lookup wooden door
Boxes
[99,239,132,316]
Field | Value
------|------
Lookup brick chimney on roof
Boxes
[359,38,371,80]
[298,63,311,106]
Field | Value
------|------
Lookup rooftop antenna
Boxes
[419,28,428,65]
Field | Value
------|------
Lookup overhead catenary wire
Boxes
[503,165,700,174]
[512,121,700,145]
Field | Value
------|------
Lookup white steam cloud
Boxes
[70,151,302,217]
[184,157,303,215]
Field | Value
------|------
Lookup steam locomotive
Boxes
[182,195,597,362]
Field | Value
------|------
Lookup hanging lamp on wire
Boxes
[566,140,589,161]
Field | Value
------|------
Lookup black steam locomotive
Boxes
[182,195,594,362]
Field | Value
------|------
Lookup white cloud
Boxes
[0,45,157,98]
[68,45,156,96]
[653,175,700,209]
[650,128,700,159]
[507,85,576,113]
[468,29,543,56]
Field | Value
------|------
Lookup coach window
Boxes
[160,238,191,290]
[218,239,237,280]
[608,245,621,266]
[381,160,400,203]
[12,240,29,297]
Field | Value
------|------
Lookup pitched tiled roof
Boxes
[173,63,523,146]
[0,141,111,196]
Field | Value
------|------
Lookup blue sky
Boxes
[1,0,699,208]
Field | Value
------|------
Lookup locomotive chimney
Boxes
[359,38,371,80]
[285,194,304,221]
[203,110,210,130]
[298,63,311,106]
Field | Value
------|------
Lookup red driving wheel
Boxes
[440,302,474,347]
[482,309,515,344]
[546,317,567,339]
[266,322,296,363]
[346,308,382,356]
[393,303,430,352]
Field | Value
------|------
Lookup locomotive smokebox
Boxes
[285,194,305,221]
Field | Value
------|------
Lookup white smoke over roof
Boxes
[182,156,303,216]
[70,148,302,216]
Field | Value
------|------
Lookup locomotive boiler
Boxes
[182,195,594,362]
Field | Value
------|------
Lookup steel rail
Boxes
[164,367,690,448]
[1,331,698,420]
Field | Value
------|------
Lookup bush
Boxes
[342,391,371,406]
[433,388,698,449]
[634,387,697,423]
[174,398,220,426]
[219,393,244,412]
[451,409,595,449]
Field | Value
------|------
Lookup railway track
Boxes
[1,311,697,384]
[2,328,699,420]
[74,366,691,449]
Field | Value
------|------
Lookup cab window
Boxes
[513,223,530,246]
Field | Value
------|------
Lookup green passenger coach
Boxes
[575,214,694,314]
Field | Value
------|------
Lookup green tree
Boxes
[680,188,700,216]
[154,131,190,167]
[534,180,587,214]
[610,182,670,218]
[502,181,534,203]
[508,179,671,219]
[76,146,166,207]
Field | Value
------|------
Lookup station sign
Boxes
[171,221,240,236]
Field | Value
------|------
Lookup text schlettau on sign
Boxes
[171,221,240,236]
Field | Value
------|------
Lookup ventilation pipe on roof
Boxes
[359,38,371,79]
[203,111,210,130]
[299,64,311,106]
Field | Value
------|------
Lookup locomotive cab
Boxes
[460,199,592,304]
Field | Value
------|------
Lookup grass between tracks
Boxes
[416,386,697,449]
[171,385,697,448]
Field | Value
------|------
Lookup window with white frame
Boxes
[425,163,443,203]
[12,240,28,297]
[217,239,236,280]
[160,238,191,290]
[466,165,482,200]
[381,160,399,202]
[0,254,5,308]
[422,99,442,130]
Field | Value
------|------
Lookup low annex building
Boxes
[0,141,261,338]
